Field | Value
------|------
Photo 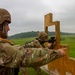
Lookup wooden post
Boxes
[55,21,60,49]
[44,13,60,49]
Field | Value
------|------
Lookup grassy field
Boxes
[11,37,36,45]
[10,35,75,75]
[60,35,75,58]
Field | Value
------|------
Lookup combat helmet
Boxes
[0,8,11,24]
[36,32,48,42]
[0,8,11,38]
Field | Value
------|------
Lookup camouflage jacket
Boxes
[0,38,17,75]
[0,38,62,74]
[23,40,42,48]
[24,39,52,49]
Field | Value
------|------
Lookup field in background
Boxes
[11,37,35,45]
[60,35,75,58]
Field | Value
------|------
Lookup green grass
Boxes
[11,37,35,45]
[60,35,75,58]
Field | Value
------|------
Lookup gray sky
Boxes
[0,0,75,35]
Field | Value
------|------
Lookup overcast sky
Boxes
[0,0,75,35]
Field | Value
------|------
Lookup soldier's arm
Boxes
[0,42,65,68]
[23,40,42,48]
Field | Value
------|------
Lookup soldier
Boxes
[36,31,52,48]
[0,8,66,75]
[0,8,19,75]
[24,31,54,48]
[36,32,56,49]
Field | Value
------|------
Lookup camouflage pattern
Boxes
[36,32,48,42]
[23,40,42,75]
[24,40,42,48]
[0,38,16,75]
[33,67,42,75]
[0,37,62,75]
[23,39,53,75]
[20,67,29,75]
[0,66,14,75]
[36,32,54,49]
[18,39,58,75]
[0,8,11,24]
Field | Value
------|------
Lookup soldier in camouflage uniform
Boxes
[36,32,56,49]
[36,32,52,48]
[0,8,66,75]
[24,32,54,48]
[0,8,20,75]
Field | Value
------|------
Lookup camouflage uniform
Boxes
[36,32,56,49]
[0,38,17,75]
[22,40,43,75]
[0,37,62,75]
[24,40,42,48]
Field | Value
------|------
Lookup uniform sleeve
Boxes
[24,40,42,48]
[19,47,61,67]
[0,42,61,68]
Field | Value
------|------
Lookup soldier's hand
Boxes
[47,43,52,47]
[58,48,66,56]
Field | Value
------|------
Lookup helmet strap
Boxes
[0,22,8,38]
[3,25,8,38]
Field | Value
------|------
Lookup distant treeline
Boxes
[9,31,75,39]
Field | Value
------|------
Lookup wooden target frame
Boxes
[44,13,60,49]
[44,13,75,75]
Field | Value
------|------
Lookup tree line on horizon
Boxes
[9,31,75,39]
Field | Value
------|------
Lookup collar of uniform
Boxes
[0,37,14,45]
